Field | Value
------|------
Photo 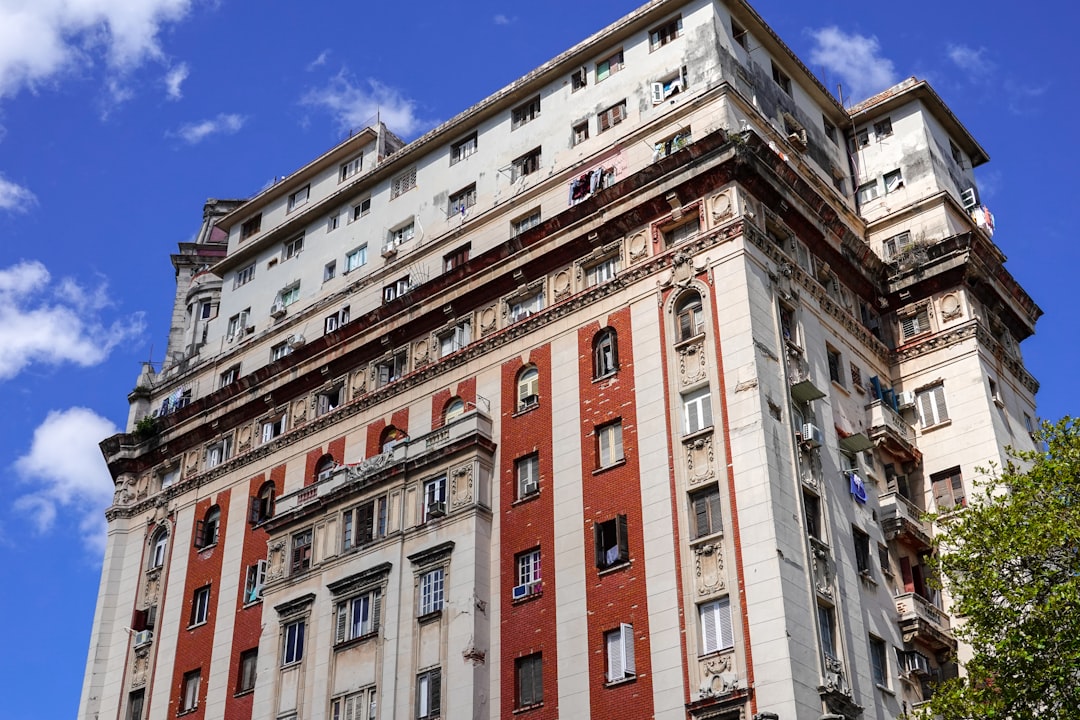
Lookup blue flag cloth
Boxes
[849,471,868,504]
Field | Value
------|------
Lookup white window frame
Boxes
[351,197,371,222]
[244,560,267,604]
[511,209,541,237]
[597,100,627,133]
[151,532,168,568]
[181,670,201,712]
[335,588,382,643]
[226,309,249,339]
[595,50,624,82]
[419,568,444,615]
[191,585,210,626]
[648,15,683,50]
[509,291,543,322]
[900,306,931,339]
[597,421,624,468]
[511,96,541,130]
[516,454,539,498]
[857,180,880,204]
[282,619,305,665]
[234,263,255,289]
[342,495,389,550]
[388,221,416,246]
[391,168,416,198]
[682,387,712,435]
[517,548,541,587]
[416,668,441,719]
[287,185,310,212]
[511,147,542,181]
[260,412,286,444]
[593,328,617,378]
[586,256,618,287]
[517,367,539,409]
[205,437,232,469]
[916,384,949,428]
[323,260,336,282]
[438,320,471,358]
[331,688,377,720]
[699,598,734,654]
[345,245,367,273]
[339,154,362,182]
[423,476,447,522]
[450,132,478,164]
[279,284,301,307]
[605,623,636,682]
[883,168,904,193]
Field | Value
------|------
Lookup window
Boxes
[850,363,864,392]
[443,398,466,424]
[883,168,904,193]
[419,568,444,615]
[324,306,349,333]
[278,283,301,307]
[597,100,627,133]
[448,184,476,217]
[335,589,382,642]
[869,636,888,687]
[853,527,871,575]
[181,669,201,712]
[852,128,870,150]
[1024,412,1035,435]
[587,257,618,287]
[383,276,412,303]
[322,262,337,284]
[388,220,416,247]
[571,66,587,91]
[160,467,180,489]
[151,530,168,568]
[316,383,344,416]
[509,290,544,322]
[332,689,377,720]
[516,653,543,707]
[270,342,290,362]
[730,19,749,50]
[237,649,258,693]
[605,624,636,682]
[676,294,704,341]
[517,366,539,409]
[315,455,336,482]
[282,620,305,665]
[260,412,286,443]
[883,232,910,259]
[391,167,417,198]
[512,209,541,237]
[127,689,145,720]
[342,496,389,550]
[240,214,261,240]
[593,328,618,378]
[664,216,700,245]
[327,213,340,232]
[595,50,623,82]
[682,387,713,435]
[374,350,407,387]
[572,120,589,146]
[234,264,255,289]
[874,117,893,138]
[827,345,843,386]
[651,70,687,104]
[340,154,362,182]
[817,604,837,660]
[699,598,733,654]
[352,197,371,221]
[597,421,624,468]
[823,116,837,144]
[416,668,441,718]
[226,308,250,338]
[443,245,470,272]
[438,321,471,357]
[771,61,792,94]
[691,486,722,539]
[512,95,541,129]
[194,507,220,549]
[244,560,267,603]
[511,147,542,181]
[516,454,539,499]
[291,529,313,574]
[287,185,310,212]
[950,139,964,165]
[516,548,542,595]
[451,132,477,164]
[900,305,931,339]
[804,491,821,540]
[594,514,629,569]
[423,476,447,522]
[931,466,966,510]
[878,543,891,577]
[916,384,949,428]
[857,180,880,204]
[205,437,232,468]
[345,245,367,273]
[649,16,682,49]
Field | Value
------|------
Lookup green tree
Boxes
[921,418,1080,719]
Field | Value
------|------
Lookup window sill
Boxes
[674,333,706,349]
[604,674,637,688]
[242,598,263,610]
[689,530,724,547]
[233,689,254,699]
[512,491,541,507]
[876,683,895,696]
[418,609,443,624]
[513,402,540,418]
[592,458,627,475]
[177,708,198,717]
[920,419,951,433]
[186,620,208,631]
[334,630,379,651]
[830,380,849,395]
[513,702,544,714]
[858,570,878,587]
[681,426,714,444]
[512,588,543,605]
[195,542,218,552]
[592,370,618,384]
[597,560,631,576]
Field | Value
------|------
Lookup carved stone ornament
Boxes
[451,463,474,508]
[237,425,252,452]
[144,568,161,604]
[698,652,738,699]
[672,252,694,285]
[136,472,151,501]
[266,539,287,582]
[694,543,726,595]
[414,339,431,367]
[628,231,648,261]
[114,474,136,506]
[685,434,716,485]
[350,368,367,399]
[462,643,487,665]
[345,450,393,482]
[678,341,707,386]
[479,305,497,335]
[939,292,963,321]
[292,398,307,427]
[553,269,572,300]
[131,645,151,688]
[710,191,733,224]
[185,450,199,475]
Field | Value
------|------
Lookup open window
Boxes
[593,328,618,378]
[517,366,540,410]
[194,506,220,549]
[594,514,629,569]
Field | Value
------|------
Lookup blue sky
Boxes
[0,1,1072,718]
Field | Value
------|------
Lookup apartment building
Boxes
[79,1,1040,719]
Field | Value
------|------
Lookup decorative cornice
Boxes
[327,562,393,596]
[407,540,455,567]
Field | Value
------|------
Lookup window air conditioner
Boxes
[427,501,447,518]
[511,584,530,600]
[133,630,153,646]
[380,244,398,259]
[522,478,539,496]
[519,394,539,409]
[287,334,306,348]
[960,187,979,210]
[904,651,931,676]
[270,301,287,318]
[800,422,824,448]
[897,391,917,409]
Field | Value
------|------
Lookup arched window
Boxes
[195,506,220,549]
[593,328,618,378]
[675,293,704,342]
[251,482,275,524]
[315,454,336,482]
[150,529,168,568]
[381,426,407,453]
[444,397,466,424]
[517,366,539,410]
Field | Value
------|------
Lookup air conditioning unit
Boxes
[904,651,931,676]
[427,501,447,518]
[801,422,824,448]
[522,478,539,496]
[519,394,539,409]
[133,630,153,646]
[897,391,917,409]
[511,584,530,600]
[270,301,287,318]
[960,187,979,210]
[380,244,398,259]
[287,334,306,348]
[512,309,533,322]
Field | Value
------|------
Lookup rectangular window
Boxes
[332,689,377,720]
[595,50,624,82]
[190,585,210,626]
[335,589,382,643]
[270,342,290,362]
[315,381,344,414]
[391,167,417,198]
[878,543,891,577]
[652,70,687,105]
[205,437,232,468]
[287,185,310,212]
[682,387,713,435]
[423,476,447,522]
[516,547,542,588]
[870,636,888,687]
[586,257,618,287]
[416,668,441,719]
[771,61,792,94]
[850,363,864,392]
[260,412,286,444]
[731,19,749,50]
[323,261,337,283]
[594,514,629,569]
[234,263,255,289]
[127,690,145,720]
[900,306,931,339]
[597,421,624,467]
[511,95,541,129]
[352,197,371,221]
[512,209,541,237]
[509,291,544,322]
[511,147,542,181]
[450,132,477,164]
[649,16,682,50]
[857,180,880,204]
[278,284,300,307]
[818,604,836,660]
[516,454,539,499]
[823,116,837,144]
[950,139,964,165]
[448,184,476,216]
[571,66,587,91]
[240,214,261,240]
[290,529,312,574]
[605,624,636,682]
[443,245,470,272]
[419,568,445,615]
[226,309,249,338]
[438,321,471,357]
[597,100,627,133]
[339,154,362,182]
[853,527,871,574]
[283,620,305,665]
[244,560,267,603]
[374,350,407,387]
[664,216,700,245]
[931,466,966,510]
[388,221,416,246]
[572,120,589,146]
[516,653,543,708]
[916,384,949,428]
[345,245,367,272]
[383,276,412,303]
[700,598,733,654]
[827,345,843,386]
[874,117,893,138]
[237,648,258,693]
[804,490,821,539]
[181,669,201,712]
[342,496,389,550]
[690,486,722,539]
[219,364,240,387]
[884,169,904,193]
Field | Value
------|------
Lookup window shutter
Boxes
[708,491,722,535]
[193,520,205,549]
[613,423,623,462]
[594,522,604,568]
[429,668,441,716]
[335,603,347,644]
[933,386,949,423]
[950,474,965,507]
[899,556,915,593]
[694,495,711,538]
[344,696,358,720]
[372,590,382,632]
[249,497,261,524]
[359,502,375,544]
[132,608,148,632]
[717,598,733,649]
[651,82,664,105]
[616,514,629,563]
[255,560,266,599]
[917,390,935,427]
[701,393,713,429]
[701,602,718,653]
[261,422,273,444]
[621,623,636,675]
[606,629,623,681]
[416,675,427,718]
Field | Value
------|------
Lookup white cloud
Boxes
[172,112,246,144]
[0,0,193,100]
[0,260,144,379]
[306,50,330,72]
[808,27,898,104]
[947,44,994,77]
[14,407,119,554]
[165,61,189,100]
[301,71,435,138]
[493,14,515,26]
[0,174,37,213]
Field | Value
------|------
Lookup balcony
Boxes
[895,591,956,651]
[866,400,921,463]
[879,491,932,549]
[787,345,826,403]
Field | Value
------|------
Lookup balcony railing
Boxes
[896,591,955,650]
[868,400,914,443]
[879,491,932,548]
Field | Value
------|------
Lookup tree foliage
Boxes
[921,418,1080,719]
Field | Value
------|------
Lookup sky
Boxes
[0,1,1074,718]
